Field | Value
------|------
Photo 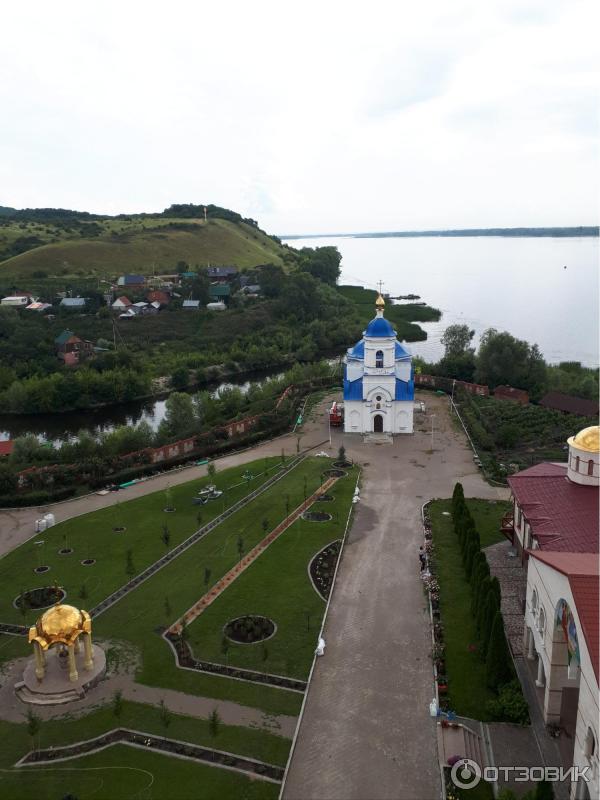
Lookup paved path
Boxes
[283,392,508,800]
[0,426,329,559]
[0,655,296,738]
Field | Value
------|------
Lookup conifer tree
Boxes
[476,577,493,634]
[485,611,513,689]
[481,591,501,658]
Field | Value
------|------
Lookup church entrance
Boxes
[373,414,383,433]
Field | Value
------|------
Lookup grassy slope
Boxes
[430,498,509,720]
[0,219,286,280]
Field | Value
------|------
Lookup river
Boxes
[2,235,597,443]
[286,234,599,367]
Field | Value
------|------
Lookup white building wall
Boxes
[524,559,599,800]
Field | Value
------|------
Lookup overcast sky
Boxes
[1,0,597,234]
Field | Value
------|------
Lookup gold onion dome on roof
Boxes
[567,425,600,453]
[375,294,385,308]
[29,604,91,650]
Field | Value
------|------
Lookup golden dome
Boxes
[375,293,385,308]
[29,604,91,649]
[567,425,600,453]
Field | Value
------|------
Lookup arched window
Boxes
[588,460,594,476]
[375,350,384,368]
[537,606,546,636]
[531,589,538,615]
[584,727,597,759]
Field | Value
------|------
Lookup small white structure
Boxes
[112,296,132,311]
[315,637,326,656]
[206,301,226,312]
[1,295,29,306]
[567,426,599,486]
[343,294,414,435]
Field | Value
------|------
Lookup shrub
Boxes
[485,611,513,689]
[486,680,529,724]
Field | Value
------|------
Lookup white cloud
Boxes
[0,0,597,232]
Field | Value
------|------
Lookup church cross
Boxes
[377,280,384,296]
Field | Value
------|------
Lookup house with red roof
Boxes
[501,426,599,562]
[523,550,599,799]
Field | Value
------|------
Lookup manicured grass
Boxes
[90,457,346,714]
[187,467,357,678]
[2,744,279,800]
[429,498,509,720]
[0,458,282,626]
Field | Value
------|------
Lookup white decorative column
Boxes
[535,657,545,688]
[83,632,94,671]
[526,628,535,660]
[67,643,78,682]
[33,642,45,681]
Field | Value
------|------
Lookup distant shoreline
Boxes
[281,226,599,240]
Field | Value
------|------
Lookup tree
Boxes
[237,535,244,563]
[112,689,124,721]
[220,635,229,664]
[207,461,216,481]
[25,708,41,752]
[0,463,18,494]
[161,525,171,549]
[261,519,269,536]
[475,329,547,396]
[496,422,520,448]
[170,367,189,390]
[208,708,221,758]
[163,488,174,511]
[203,567,212,591]
[125,549,135,576]
[164,596,172,620]
[159,699,171,735]
[337,445,346,463]
[485,611,513,689]
[79,584,88,600]
[158,392,197,441]
[441,324,474,357]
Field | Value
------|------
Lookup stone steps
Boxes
[15,681,83,706]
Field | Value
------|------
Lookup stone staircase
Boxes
[15,681,83,706]
[363,433,393,445]
[437,719,487,770]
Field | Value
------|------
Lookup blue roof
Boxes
[347,340,364,359]
[343,372,363,400]
[365,316,395,337]
[395,378,415,401]
[395,341,411,359]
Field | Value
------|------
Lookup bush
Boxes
[486,680,530,724]
[0,486,76,507]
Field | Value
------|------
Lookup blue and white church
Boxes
[343,293,415,435]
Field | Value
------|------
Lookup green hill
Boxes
[0,215,289,282]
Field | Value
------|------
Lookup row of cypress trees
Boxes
[451,483,513,690]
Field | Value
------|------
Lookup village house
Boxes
[540,391,599,418]
[1,294,31,307]
[146,289,170,307]
[59,297,86,310]
[112,296,132,312]
[117,274,146,289]
[207,266,237,282]
[54,330,94,366]
[25,302,52,313]
[208,284,230,303]
[182,299,201,310]
[494,385,529,405]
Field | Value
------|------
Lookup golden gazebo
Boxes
[28,603,94,683]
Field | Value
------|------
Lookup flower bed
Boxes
[14,586,66,611]
[309,540,341,600]
[301,511,332,522]
[224,615,275,644]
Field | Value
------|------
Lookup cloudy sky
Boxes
[1,0,597,234]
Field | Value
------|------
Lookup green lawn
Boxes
[0,458,283,626]
[187,467,357,679]
[2,744,279,800]
[429,498,509,719]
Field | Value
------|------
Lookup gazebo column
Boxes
[67,643,78,682]
[74,637,80,654]
[83,632,94,671]
[33,642,45,681]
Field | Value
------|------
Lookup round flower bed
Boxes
[310,540,341,600]
[323,468,346,478]
[224,615,275,644]
[315,494,334,502]
[34,565,50,574]
[14,586,66,611]
[302,511,332,522]
[81,559,96,566]
[58,548,73,555]
[113,526,126,533]
[332,460,352,469]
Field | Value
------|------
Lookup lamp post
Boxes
[431,414,436,451]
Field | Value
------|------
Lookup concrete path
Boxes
[283,392,508,800]
[0,654,296,738]
[0,425,329,558]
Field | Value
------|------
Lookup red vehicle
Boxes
[329,401,344,427]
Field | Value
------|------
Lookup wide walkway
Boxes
[283,392,507,800]
[0,424,329,558]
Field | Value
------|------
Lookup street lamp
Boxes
[431,414,436,451]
